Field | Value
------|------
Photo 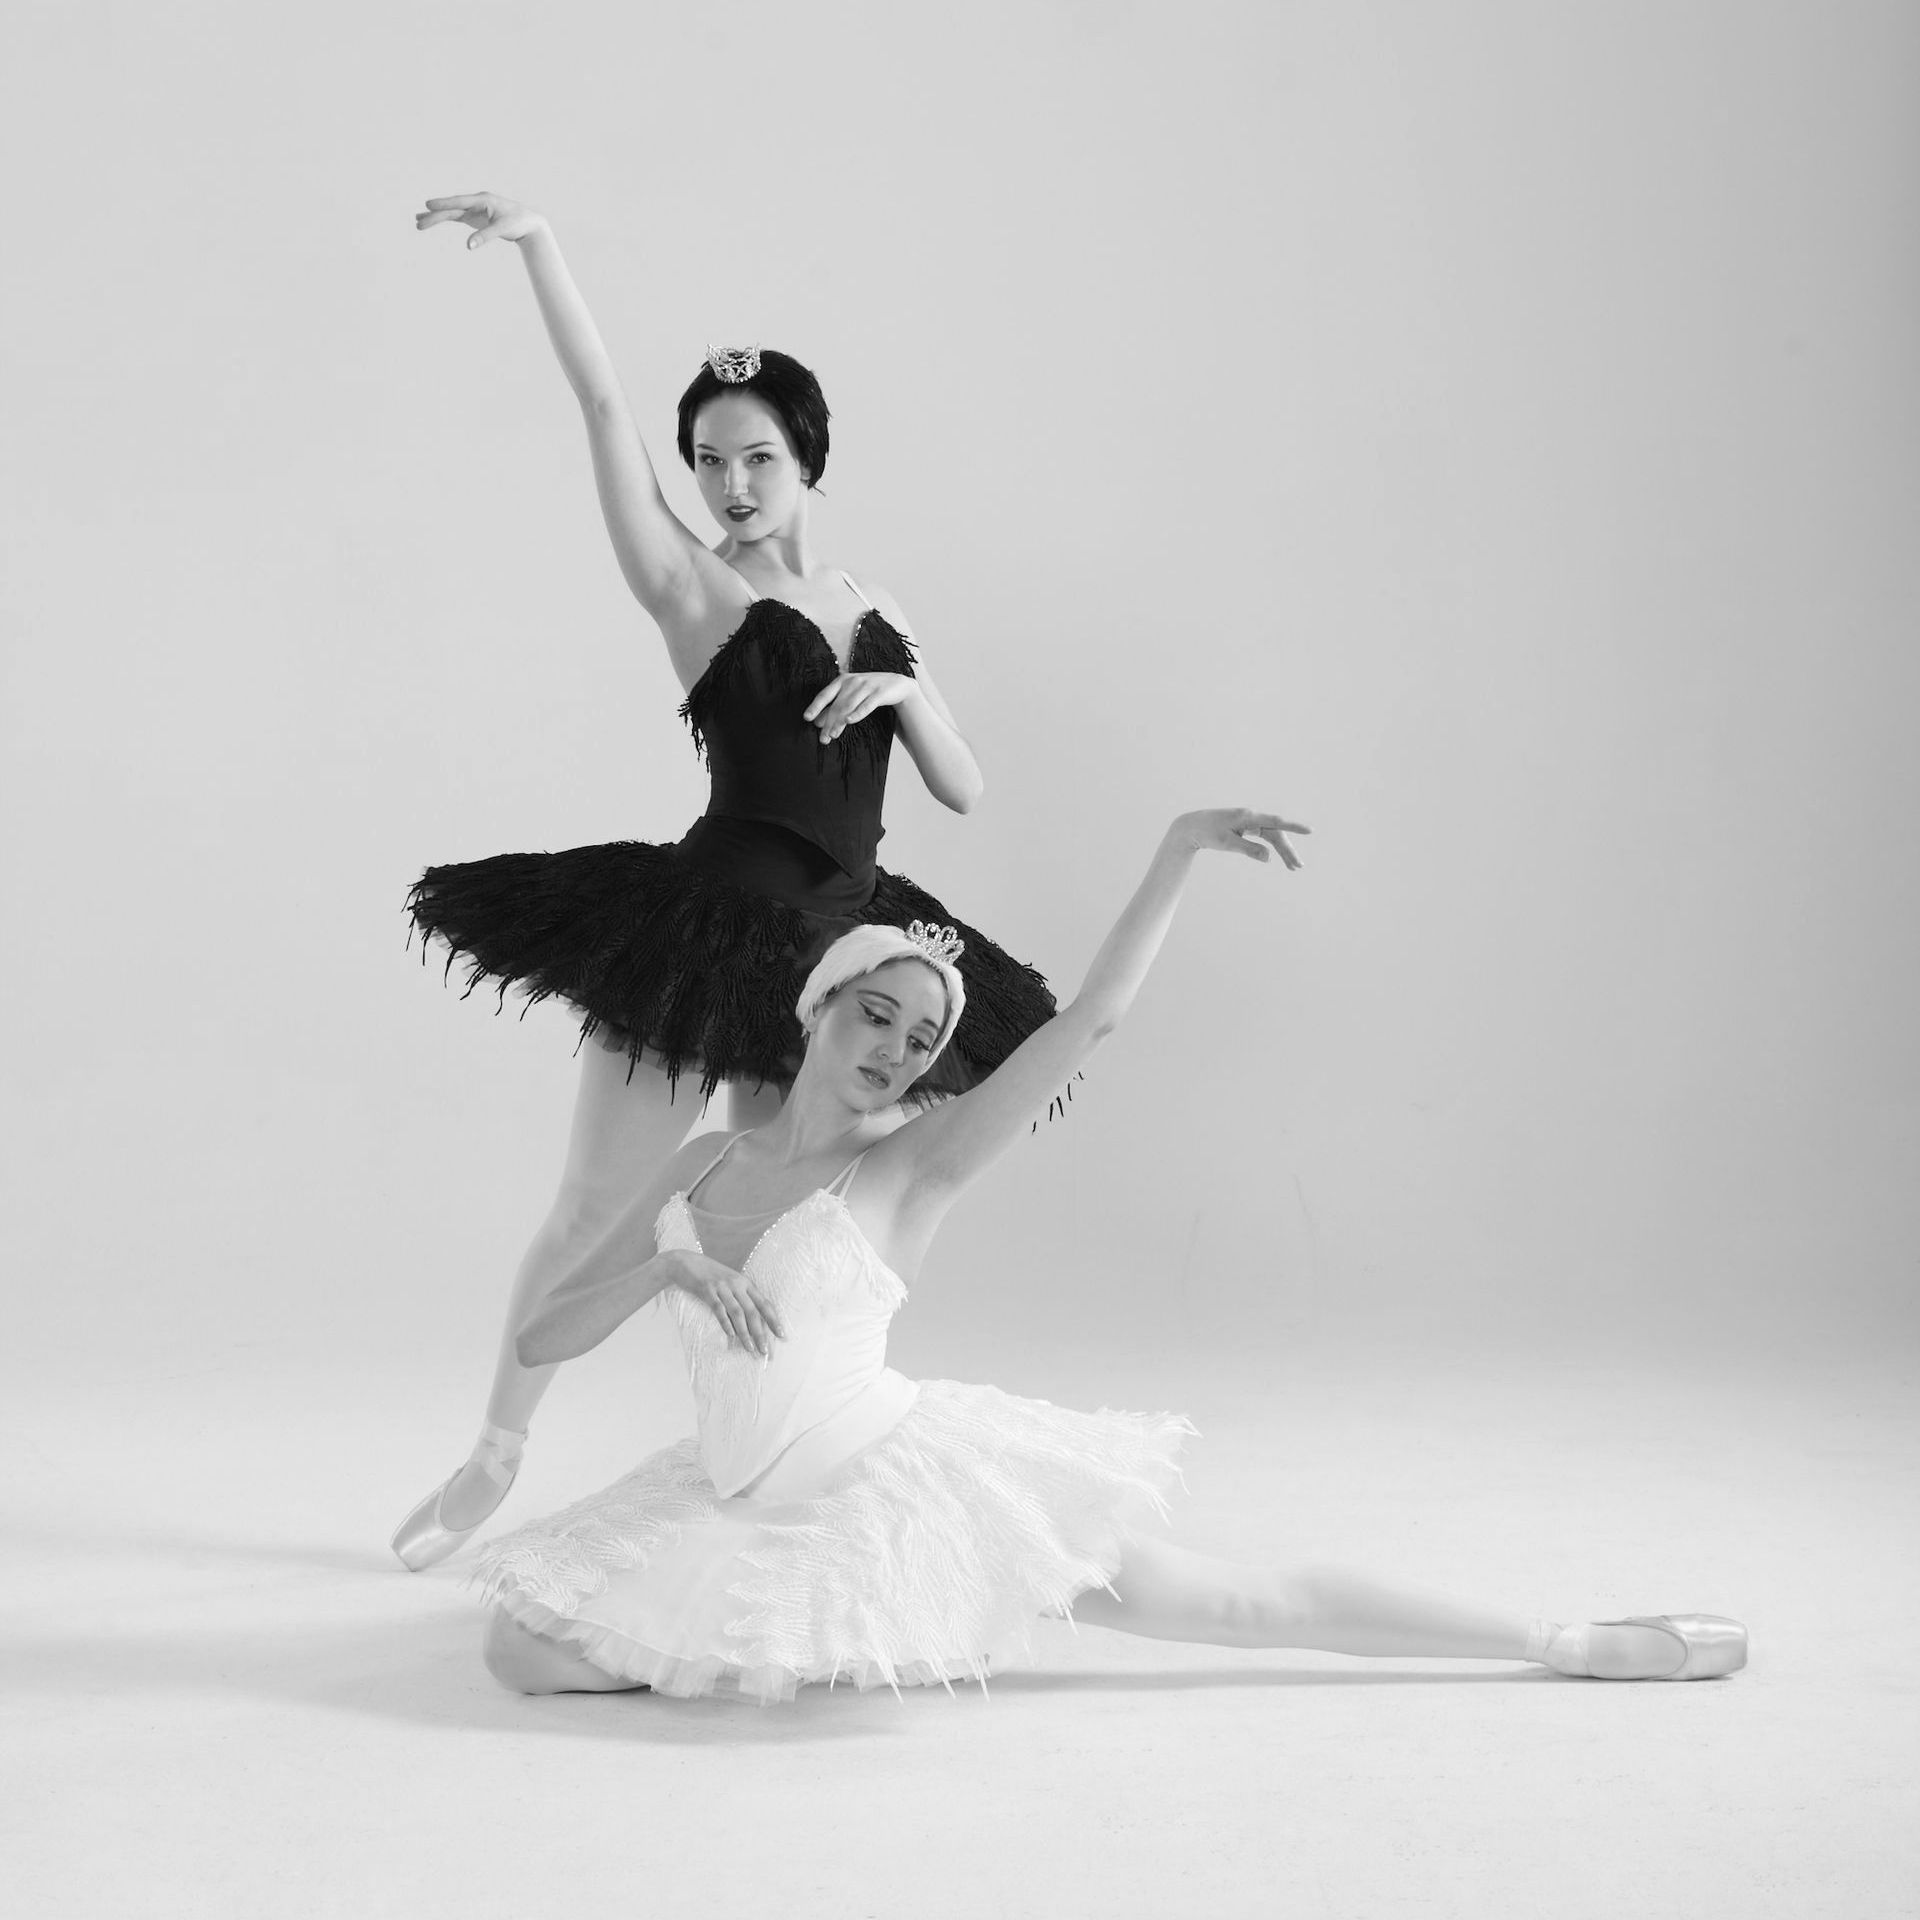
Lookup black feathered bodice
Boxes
[679,599,918,883]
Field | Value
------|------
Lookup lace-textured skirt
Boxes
[406,815,1058,1104]
[472,1379,1193,1704]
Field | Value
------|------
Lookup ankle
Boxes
[1525,1619,1570,1667]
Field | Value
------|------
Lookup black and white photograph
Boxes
[4,3,1915,1915]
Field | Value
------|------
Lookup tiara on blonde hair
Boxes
[705,343,762,384]
[904,920,965,966]
[794,924,968,1065]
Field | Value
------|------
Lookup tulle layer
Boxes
[406,836,1057,1105]
[472,1380,1193,1704]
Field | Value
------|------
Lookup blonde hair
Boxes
[795,925,966,1064]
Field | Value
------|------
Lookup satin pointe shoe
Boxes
[1542,1613,1748,1680]
[390,1422,526,1572]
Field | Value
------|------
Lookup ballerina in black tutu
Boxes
[394,189,1056,1571]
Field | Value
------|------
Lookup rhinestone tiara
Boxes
[904,920,965,966]
[705,343,762,384]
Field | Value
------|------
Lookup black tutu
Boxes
[407,816,1058,1106]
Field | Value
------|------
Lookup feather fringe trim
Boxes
[406,845,1056,1105]
[473,1380,1193,1705]
[679,602,919,794]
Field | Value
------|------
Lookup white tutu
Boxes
[474,1379,1192,1704]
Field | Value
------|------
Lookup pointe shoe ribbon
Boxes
[390,1422,526,1573]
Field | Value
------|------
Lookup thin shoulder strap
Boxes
[725,564,760,604]
[839,570,872,609]
[824,1148,872,1203]
[685,1131,748,1204]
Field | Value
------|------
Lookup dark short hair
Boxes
[676,350,831,487]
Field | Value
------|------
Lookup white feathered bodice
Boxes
[653,1186,908,1498]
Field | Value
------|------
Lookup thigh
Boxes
[551,1045,704,1223]
[725,1078,787,1131]
[1069,1537,1307,1644]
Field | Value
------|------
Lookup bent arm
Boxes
[511,1133,726,1364]
[873,590,982,813]
[890,810,1302,1205]
[517,1247,683,1366]
[892,655,984,813]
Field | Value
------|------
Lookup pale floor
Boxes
[4,1330,1916,1920]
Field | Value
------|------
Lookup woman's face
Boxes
[692,393,808,541]
[808,960,948,1108]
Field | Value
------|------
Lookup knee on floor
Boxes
[482,1612,566,1693]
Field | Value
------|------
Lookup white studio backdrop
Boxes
[3,0,1915,1379]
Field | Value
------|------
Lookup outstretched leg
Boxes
[424,1041,705,1533]
[1073,1539,1689,1676]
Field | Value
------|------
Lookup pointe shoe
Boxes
[1542,1613,1748,1681]
[390,1422,526,1572]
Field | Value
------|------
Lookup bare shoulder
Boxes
[862,580,916,638]
[664,1128,736,1187]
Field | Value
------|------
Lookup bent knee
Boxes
[529,1181,628,1261]
[482,1612,564,1694]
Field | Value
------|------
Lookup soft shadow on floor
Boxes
[987,1663,1567,1694]
[0,1612,928,1746]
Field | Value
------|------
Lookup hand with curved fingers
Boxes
[1174,807,1311,870]
[802,672,916,745]
[415,191,549,250]
[669,1252,788,1359]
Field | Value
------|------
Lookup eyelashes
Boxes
[862,1006,931,1054]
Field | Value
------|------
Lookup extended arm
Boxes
[892,808,1308,1202]
[417,193,722,670]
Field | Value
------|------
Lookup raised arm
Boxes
[514,1132,787,1365]
[416,192,728,678]
[886,808,1308,1208]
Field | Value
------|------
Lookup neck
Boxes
[719,499,817,583]
[749,1068,879,1166]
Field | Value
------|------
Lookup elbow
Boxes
[943,769,985,815]
[1071,1003,1121,1045]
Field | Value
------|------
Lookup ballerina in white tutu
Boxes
[478,807,1748,1699]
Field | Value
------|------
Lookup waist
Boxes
[733,1369,919,1505]
[673,814,876,914]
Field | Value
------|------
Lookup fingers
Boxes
[801,678,844,724]
[416,195,490,234]
[1221,808,1308,870]
[748,1288,786,1343]
[805,675,899,739]
[712,1281,785,1357]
